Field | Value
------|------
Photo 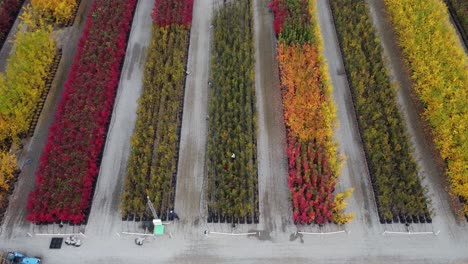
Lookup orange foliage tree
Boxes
[278,43,328,144]
[31,0,77,24]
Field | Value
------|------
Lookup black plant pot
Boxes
[419,215,426,223]
[207,215,212,223]
[226,216,232,223]
[121,215,127,221]
[378,213,385,224]
[135,216,141,222]
[385,218,392,224]
[220,215,226,223]
[128,214,134,221]
[406,216,413,224]
[399,215,406,224]
[412,215,419,224]
[425,214,432,223]
[240,217,245,224]
[247,215,252,224]
[254,215,259,224]
[393,215,399,223]
[213,214,219,223]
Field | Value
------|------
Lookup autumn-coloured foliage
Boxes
[0,152,16,212]
[121,25,190,220]
[330,0,430,223]
[31,0,77,24]
[384,0,468,215]
[27,0,137,224]
[0,0,24,49]
[272,0,353,224]
[0,2,60,221]
[0,24,56,146]
[269,0,313,44]
[120,0,193,221]
[279,44,329,143]
[152,0,193,27]
[287,138,336,224]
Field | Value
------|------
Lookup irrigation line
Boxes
[121,232,154,236]
[297,230,349,236]
[382,230,440,236]
[31,232,86,237]
[204,230,258,236]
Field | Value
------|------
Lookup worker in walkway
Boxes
[169,210,180,221]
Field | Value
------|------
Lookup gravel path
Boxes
[84,0,155,237]
[172,0,213,236]
[253,0,292,236]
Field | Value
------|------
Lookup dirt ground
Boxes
[0,0,467,263]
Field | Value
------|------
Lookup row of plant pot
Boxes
[26,49,62,137]
[378,213,432,224]
[122,210,175,222]
[207,208,259,224]
[26,0,139,224]
[206,0,259,224]
[62,0,83,27]
[120,24,191,219]
[329,0,431,224]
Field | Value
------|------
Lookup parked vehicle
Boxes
[0,252,41,264]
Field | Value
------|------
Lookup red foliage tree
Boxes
[152,0,193,27]
[26,0,138,224]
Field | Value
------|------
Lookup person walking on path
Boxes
[169,210,180,221]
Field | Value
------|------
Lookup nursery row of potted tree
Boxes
[206,0,259,224]
[27,0,138,224]
[384,0,468,219]
[0,1,76,223]
[121,0,193,220]
[271,0,353,225]
[329,0,431,224]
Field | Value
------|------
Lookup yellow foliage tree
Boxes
[332,188,355,225]
[31,0,77,24]
[0,24,55,145]
[0,152,16,193]
[0,151,17,210]
[384,0,468,215]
